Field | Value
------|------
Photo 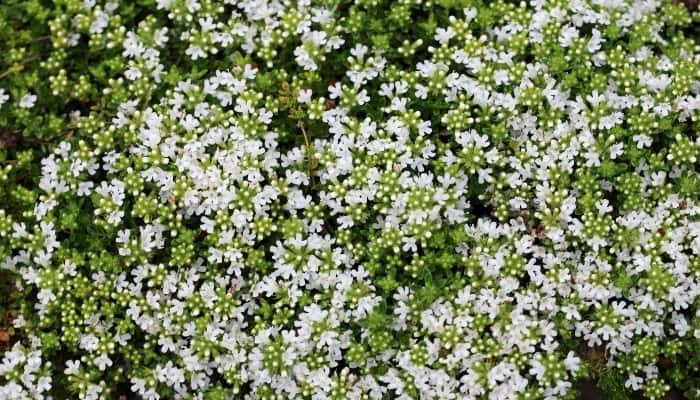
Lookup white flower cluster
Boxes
[0,338,52,400]
[1,0,700,399]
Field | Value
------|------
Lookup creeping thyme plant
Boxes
[2,0,700,399]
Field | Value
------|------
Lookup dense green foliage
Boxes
[1,0,700,399]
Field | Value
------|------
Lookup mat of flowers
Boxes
[1,0,700,399]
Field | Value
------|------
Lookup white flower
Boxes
[625,375,643,391]
[350,44,368,59]
[595,199,613,214]
[19,93,36,109]
[185,45,206,59]
[328,82,343,99]
[36,376,52,393]
[64,360,81,375]
[435,27,455,45]
[294,46,317,71]
[528,358,545,380]
[632,134,652,148]
[463,7,478,22]
[588,29,604,53]
[563,352,580,373]
[0,89,8,107]
[609,142,624,159]
[298,88,312,104]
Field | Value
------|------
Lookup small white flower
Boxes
[625,375,643,391]
[633,134,652,149]
[94,354,113,371]
[19,93,37,109]
[563,351,580,373]
[609,142,624,159]
[435,27,455,45]
[0,89,9,107]
[297,88,312,104]
[64,360,81,375]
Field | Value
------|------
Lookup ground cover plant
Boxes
[1,0,700,399]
